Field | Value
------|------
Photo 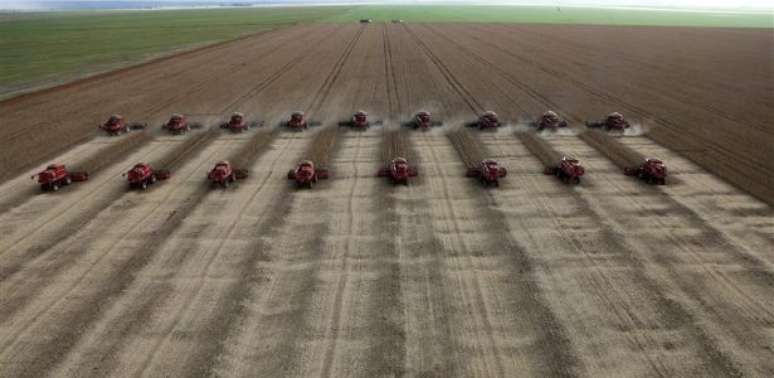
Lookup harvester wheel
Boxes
[65,176,72,185]
[150,175,157,184]
[51,184,59,192]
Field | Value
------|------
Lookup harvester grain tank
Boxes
[466,159,507,187]
[207,161,248,188]
[625,158,667,185]
[31,164,88,192]
[377,157,418,185]
[287,160,329,189]
[124,163,169,190]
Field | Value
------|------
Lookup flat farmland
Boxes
[0,23,772,377]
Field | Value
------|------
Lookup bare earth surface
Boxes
[0,24,772,377]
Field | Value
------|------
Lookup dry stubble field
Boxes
[0,23,772,377]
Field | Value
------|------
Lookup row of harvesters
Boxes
[286,157,420,189]
[463,155,665,187]
[32,155,665,193]
[462,110,632,132]
[99,113,259,136]
[99,110,633,137]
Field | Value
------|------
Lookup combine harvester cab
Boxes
[545,156,585,184]
[531,110,568,132]
[466,159,507,187]
[282,111,321,131]
[31,164,88,192]
[625,158,667,185]
[287,160,328,189]
[402,111,443,131]
[207,161,248,188]
[465,111,503,130]
[585,112,631,131]
[377,157,418,185]
[219,112,262,133]
[98,114,146,136]
[162,113,203,135]
[124,163,169,190]
[338,111,383,129]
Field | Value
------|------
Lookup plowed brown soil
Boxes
[0,23,772,377]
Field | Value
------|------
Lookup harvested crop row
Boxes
[516,131,562,169]
[229,130,280,169]
[447,128,486,169]
[382,128,413,163]
[152,129,220,171]
[578,130,644,170]
[76,132,153,174]
[304,127,340,169]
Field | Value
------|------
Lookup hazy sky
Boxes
[2,0,773,9]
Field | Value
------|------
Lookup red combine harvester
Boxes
[402,111,443,131]
[207,161,248,188]
[338,111,383,129]
[99,114,146,136]
[465,111,503,130]
[219,112,262,133]
[585,112,631,131]
[625,158,667,185]
[287,160,329,189]
[377,157,418,185]
[282,111,321,131]
[531,110,568,132]
[31,164,88,192]
[162,114,203,135]
[124,163,170,190]
[545,157,585,184]
[466,159,507,187]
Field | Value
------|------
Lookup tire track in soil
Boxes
[402,24,582,376]
[384,23,465,375]
[211,131,341,377]
[422,131,582,376]
[382,24,402,116]
[362,128,411,376]
[480,132,743,376]
[423,20,762,372]
[546,135,773,375]
[402,24,482,115]
[311,26,403,376]
[209,26,369,376]
[215,26,392,374]
[306,25,366,117]
[316,130,371,377]
[218,25,345,114]
[0,131,226,378]
[387,139,459,376]
[98,131,290,378]
[133,26,358,367]
[48,25,355,373]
